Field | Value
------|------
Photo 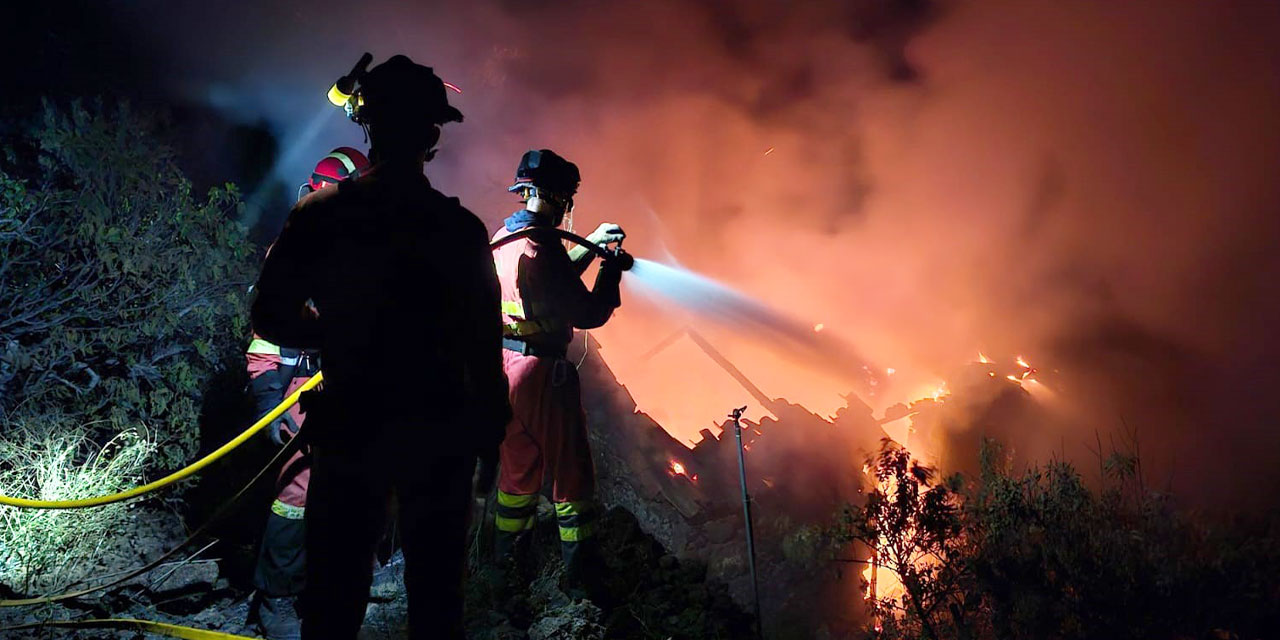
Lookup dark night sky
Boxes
[6,1,1280,509]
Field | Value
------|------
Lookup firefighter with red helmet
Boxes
[490,149,626,585]
[247,146,370,639]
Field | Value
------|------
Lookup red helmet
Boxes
[308,146,370,192]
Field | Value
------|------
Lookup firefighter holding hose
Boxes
[490,149,627,591]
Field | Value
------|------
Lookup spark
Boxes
[764,146,776,156]
[443,81,462,94]
[978,352,993,364]
[886,367,896,376]
[813,323,825,332]
[1016,355,1030,369]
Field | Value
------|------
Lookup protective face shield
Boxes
[509,149,579,230]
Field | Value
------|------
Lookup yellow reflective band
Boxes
[504,321,539,337]
[327,83,352,107]
[496,515,535,532]
[326,151,357,175]
[558,523,594,542]
[497,491,538,508]
[504,319,566,338]
[271,499,305,520]
[247,338,281,355]
[554,501,588,518]
[501,300,526,318]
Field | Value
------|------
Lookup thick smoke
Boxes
[111,0,1280,507]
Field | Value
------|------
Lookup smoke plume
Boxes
[106,0,1280,507]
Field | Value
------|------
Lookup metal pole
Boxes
[730,405,764,640]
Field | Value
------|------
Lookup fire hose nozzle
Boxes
[606,247,635,271]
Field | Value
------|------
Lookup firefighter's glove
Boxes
[586,222,626,249]
[268,413,300,447]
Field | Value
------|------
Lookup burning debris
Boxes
[575,323,1079,634]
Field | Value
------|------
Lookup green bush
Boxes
[0,418,154,594]
[0,100,256,470]
[833,439,1280,640]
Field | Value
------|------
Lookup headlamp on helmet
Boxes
[327,53,464,127]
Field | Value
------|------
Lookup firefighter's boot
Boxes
[255,594,302,640]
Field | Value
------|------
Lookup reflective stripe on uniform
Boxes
[501,300,526,317]
[495,491,537,532]
[504,319,562,338]
[270,499,305,520]
[247,338,281,356]
[554,501,595,542]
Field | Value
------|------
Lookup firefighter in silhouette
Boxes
[490,149,626,587]
[246,147,368,640]
[251,54,510,640]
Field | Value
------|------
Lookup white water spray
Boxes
[626,258,877,385]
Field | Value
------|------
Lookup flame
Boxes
[860,464,909,616]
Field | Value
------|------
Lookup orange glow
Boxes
[860,464,908,614]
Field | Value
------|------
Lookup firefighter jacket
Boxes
[491,213,622,352]
[251,160,511,451]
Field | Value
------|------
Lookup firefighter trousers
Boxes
[300,419,474,640]
[495,351,597,573]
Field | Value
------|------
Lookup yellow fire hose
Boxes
[0,372,323,509]
[0,617,260,639]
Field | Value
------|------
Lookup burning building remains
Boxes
[572,324,1066,635]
